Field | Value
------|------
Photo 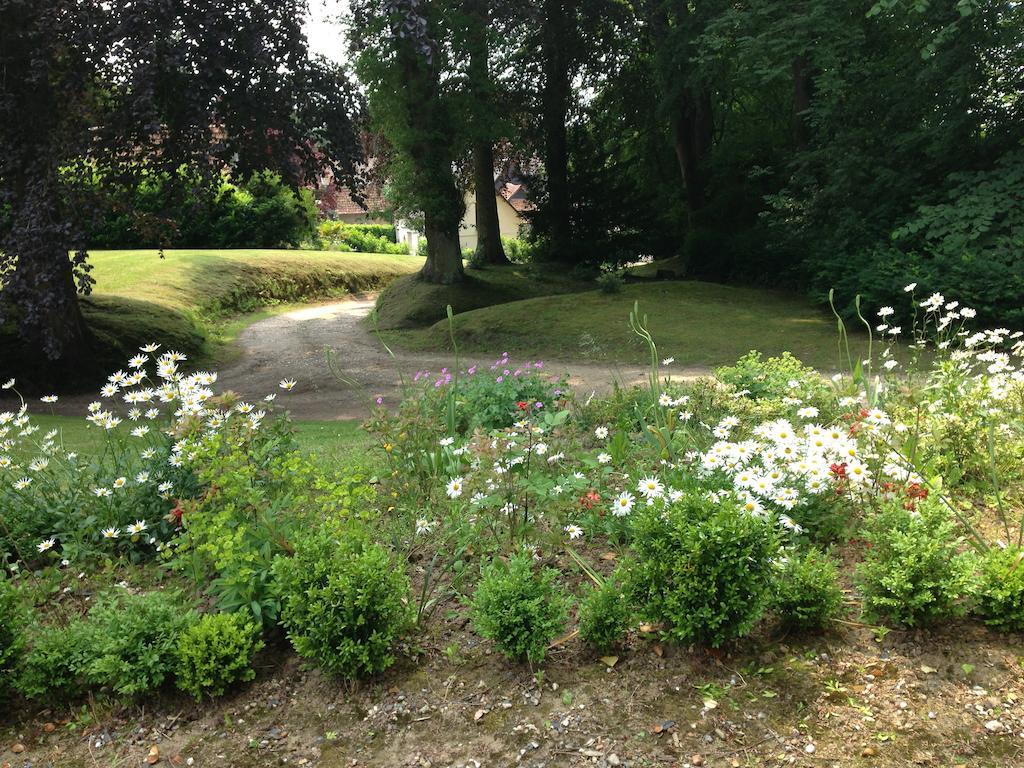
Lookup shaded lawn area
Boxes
[20,414,371,466]
[385,280,862,371]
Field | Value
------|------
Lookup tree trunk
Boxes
[464,0,508,266]
[541,0,573,260]
[670,87,713,214]
[473,141,508,265]
[420,210,465,284]
[2,168,94,367]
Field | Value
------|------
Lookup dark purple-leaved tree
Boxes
[0,0,361,373]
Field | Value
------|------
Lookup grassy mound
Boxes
[3,249,421,389]
[386,280,856,370]
[373,263,587,329]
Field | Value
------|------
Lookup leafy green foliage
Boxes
[172,412,373,627]
[15,619,93,701]
[578,579,629,652]
[317,221,409,254]
[272,525,412,678]
[471,553,570,664]
[973,546,1024,632]
[716,351,829,405]
[456,363,566,433]
[0,577,24,694]
[175,612,263,699]
[80,591,197,696]
[624,494,779,648]
[773,548,845,632]
[856,501,972,627]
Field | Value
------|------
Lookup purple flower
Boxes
[534,401,543,409]
[467,365,477,375]
[496,375,504,383]
[534,361,544,369]
[375,395,383,405]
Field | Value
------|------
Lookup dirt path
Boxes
[216,296,709,420]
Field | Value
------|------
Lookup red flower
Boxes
[168,500,184,526]
[829,462,848,478]
[579,490,601,509]
[516,401,529,411]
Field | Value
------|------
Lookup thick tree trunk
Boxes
[420,210,465,284]
[473,141,508,265]
[2,168,94,366]
[670,87,713,214]
[541,0,573,260]
[464,0,507,266]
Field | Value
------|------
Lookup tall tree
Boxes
[0,0,360,371]
[465,0,509,265]
[351,0,467,284]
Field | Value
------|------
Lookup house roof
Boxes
[496,180,534,213]
[319,184,388,216]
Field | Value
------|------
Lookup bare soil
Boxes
[3,610,1023,768]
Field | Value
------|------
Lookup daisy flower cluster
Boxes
[0,345,297,567]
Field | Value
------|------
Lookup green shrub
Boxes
[17,591,196,699]
[716,351,828,404]
[272,525,412,678]
[15,620,93,700]
[91,169,316,248]
[578,579,630,652]
[471,553,570,664]
[624,494,779,648]
[457,359,565,432]
[81,591,197,696]
[501,237,536,264]
[176,612,263,699]
[974,546,1024,632]
[856,501,972,627]
[596,271,624,294]
[773,548,845,632]
[0,578,24,694]
[318,221,407,254]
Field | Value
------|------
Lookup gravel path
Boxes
[217,296,710,420]
[27,296,710,421]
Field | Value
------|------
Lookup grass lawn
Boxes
[25,414,371,464]
[80,249,422,366]
[385,280,862,371]
[373,262,589,329]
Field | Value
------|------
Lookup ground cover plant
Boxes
[2,284,1024,765]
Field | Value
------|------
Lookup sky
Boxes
[304,0,348,62]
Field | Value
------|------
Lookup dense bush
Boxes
[578,579,630,652]
[974,546,1024,632]
[501,237,537,264]
[176,612,263,699]
[80,591,197,696]
[272,525,412,678]
[624,494,779,648]
[856,502,972,627]
[716,351,829,405]
[773,548,845,632]
[471,553,571,664]
[91,170,317,249]
[317,221,408,254]
[810,150,1024,331]
[17,591,196,699]
[15,619,93,700]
